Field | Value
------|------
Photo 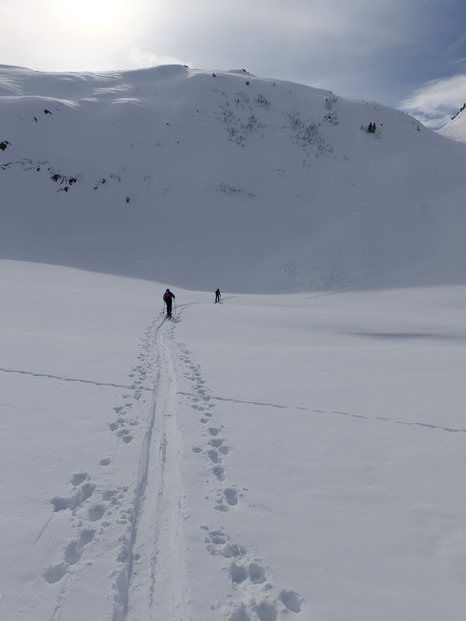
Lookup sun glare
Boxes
[59,0,127,24]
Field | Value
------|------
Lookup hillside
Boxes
[2,64,466,292]
[437,104,466,144]
[3,66,466,621]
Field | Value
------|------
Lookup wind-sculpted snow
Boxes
[2,64,466,291]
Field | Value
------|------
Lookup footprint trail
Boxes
[175,326,305,620]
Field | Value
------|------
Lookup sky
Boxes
[1,0,466,129]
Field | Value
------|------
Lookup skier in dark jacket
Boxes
[163,288,175,317]
[215,288,221,303]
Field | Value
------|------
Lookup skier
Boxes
[215,288,221,303]
[163,288,175,317]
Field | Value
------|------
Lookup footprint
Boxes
[205,530,226,545]
[64,540,82,565]
[248,562,266,584]
[212,465,225,481]
[70,472,87,487]
[230,562,248,584]
[254,601,278,621]
[208,449,220,464]
[79,528,96,546]
[279,590,303,613]
[88,504,107,521]
[64,529,95,565]
[229,604,251,621]
[50,482,95,512]
[208,427,221,437]
[50,496,72,512]
[100,458,111,466]
[102,490,119,502]
[43,562,68,584]
[230,560,266,585]
[204,529,246,558]
[209,438,224,448]
[224,488,238,506]
[79,483,96,504]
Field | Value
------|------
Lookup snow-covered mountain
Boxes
[2,64,466,292]
[437,103,466,144]
[3,66,466,621]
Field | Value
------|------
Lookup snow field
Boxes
[2,261,466,620]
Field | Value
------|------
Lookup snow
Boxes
[2,64,466,291]
[438,105,466,144]
[2,261,466,620]
[2,65,466,620]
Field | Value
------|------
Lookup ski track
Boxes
[121,313,188,621]
[179,391,466,434]
[36,313,186,621]
[174,310,305,621]
[0,367,152,391]
[27,298,457,621]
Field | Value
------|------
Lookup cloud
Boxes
[139,0,411,65]
[133,0,415,103]
[0,0,156,71]
[0,0,445,109]
[0,0,411,73]
[399,75,466,129]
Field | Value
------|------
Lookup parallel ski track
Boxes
[117,314,188,621]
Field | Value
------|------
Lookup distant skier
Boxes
[163,288,175,317]
[215,288,221,303]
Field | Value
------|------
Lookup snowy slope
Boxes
[437,104,466,144]
[2,64,466,292]
[2,260,466,621]
[3,65,466,621]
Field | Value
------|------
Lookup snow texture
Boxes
[2,65,466,621]
[2,64,466,292]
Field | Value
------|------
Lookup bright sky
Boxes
[1,0,465,128]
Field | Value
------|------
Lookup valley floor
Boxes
[2,261,466,621]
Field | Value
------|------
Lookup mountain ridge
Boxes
[438,103,466,144]
[2,64,466,293]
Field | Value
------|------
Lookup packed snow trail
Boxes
[114,315,188,621]
[114,306,306,621]
[171,305,306,621]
